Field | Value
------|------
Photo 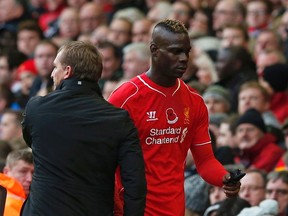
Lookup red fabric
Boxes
[191,144,227,187]
[237,134,285,172]
[275,158,286,171]
[270,92,288,124]
[248,23,268,33]
[103,3,114,13]
[38,4,66,31]
[113,177,123,216]
[109,73,227,216]
[16,59,38,80]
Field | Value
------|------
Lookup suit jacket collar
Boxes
[56,77,103,98]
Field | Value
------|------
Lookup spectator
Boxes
[259,63,288,124]
[192,35,221,62]
[17,20,43,58]
[220,24,249,49]
[239,169,267,206]
[202,85,231,115]
[265,171,288,216]
[252,30,283,61]
[188,9,214,39]
[193,50,218,86]
[168,0,193,28]
[238,81,281,130]
[79,2,106,35]
[51,7,80,47]
[132,18,153,43]
[0,0,31,33]
[212,0,246,37]
[90,25,110,46]
[208,185,227,207]
[203,186,226,216]
[38,0,67,35]
[29,40,58,97]
[97,41,123,91]
[215,46,258,112]
[113,7,145,24]
[256,49,286,76]
[216,114,239,164]
[14,59,38,109]
[0,109,26,150]
[146,1,172,23]
[246,0,273,39]
[217,114,239,149]
[209,113,230,141]
[0,148,34,216]
[107,17,132,49]
[0,49,27,92]
[235,108,284,172]
[120,42,150,82]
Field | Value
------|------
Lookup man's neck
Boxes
[146,69,177,87]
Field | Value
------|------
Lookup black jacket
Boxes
[21,77,146,216]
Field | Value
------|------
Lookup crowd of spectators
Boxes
[0,0,288,215]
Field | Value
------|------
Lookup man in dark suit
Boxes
[21,41,147,216]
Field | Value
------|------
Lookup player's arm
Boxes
[191,144,241,197]
[191,143,227,186]
[190,98,241,196]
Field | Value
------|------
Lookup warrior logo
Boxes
[166,108,178,124]
[147,111,158,121]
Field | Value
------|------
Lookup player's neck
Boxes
[146,69,177,87]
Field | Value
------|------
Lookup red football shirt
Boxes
[109,73,227,216]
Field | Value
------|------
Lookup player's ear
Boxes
[150,43,158,56]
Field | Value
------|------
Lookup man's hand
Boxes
[222,169,246,197]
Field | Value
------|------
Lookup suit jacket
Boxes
[21,77,146,216]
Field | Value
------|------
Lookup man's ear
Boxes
[150,43,158,56]
[64,66,72,79]
[2,166,9,175]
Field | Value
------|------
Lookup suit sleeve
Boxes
[118,113,147,216]
[21,99,33,148]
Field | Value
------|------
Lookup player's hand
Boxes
[222,173,241,198]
